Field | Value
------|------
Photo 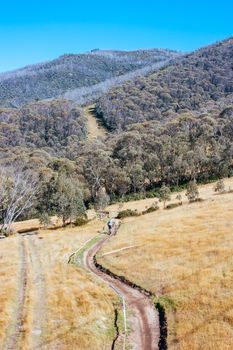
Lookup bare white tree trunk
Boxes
[0,165,38,233]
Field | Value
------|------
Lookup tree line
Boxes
[1,105,232,234]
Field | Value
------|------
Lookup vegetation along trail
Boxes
[84,230,160,350]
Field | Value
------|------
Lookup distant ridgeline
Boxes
[96,37,233,130]
[0,48,179,107]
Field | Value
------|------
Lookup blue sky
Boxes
[0,0,232,72]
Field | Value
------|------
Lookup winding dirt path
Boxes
[84,233,160,350]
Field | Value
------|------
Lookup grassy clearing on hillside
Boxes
[100,178,233,349]
[84,105,107,140]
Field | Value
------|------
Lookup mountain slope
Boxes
[96,37,233,130]
[0,99,86,158]
[0,49,179,107]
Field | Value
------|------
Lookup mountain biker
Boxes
[107,219,114,234]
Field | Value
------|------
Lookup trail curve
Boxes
[84,233,160,350]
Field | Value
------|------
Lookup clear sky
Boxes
[0,0,232,72]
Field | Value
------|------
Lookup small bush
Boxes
[74,217,88,226]
[165,202,183,210]
[142,201,159,214]
[189,198,204,203]
[0,227,16,237]
[117,209,140,219]
[214,179,225,194]
[154,295,176,311]
[39,212,52,229]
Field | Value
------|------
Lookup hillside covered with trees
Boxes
[96,37,233,130]
[0,99,86,158]
[0,49,179,107]
[0,38,233,234]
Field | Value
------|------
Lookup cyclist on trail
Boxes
[107,219,114,234]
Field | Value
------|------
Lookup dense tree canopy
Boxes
[0,38,232,230]
[0,99,86,157]
[96,37,233,130]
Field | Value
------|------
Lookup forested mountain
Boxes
[0,38,233,230]
[96,37,233,130]
[0,48,179,107]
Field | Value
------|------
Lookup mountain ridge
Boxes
[0,48,180,107]
[96,36,233,130]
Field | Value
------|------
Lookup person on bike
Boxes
[107,219,114,234]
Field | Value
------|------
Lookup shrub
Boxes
[186,180,199,202]
[214,179,225,194]
[176,194,182,203]
[159,184,171,209]
[0,227,16,237]
[189,198,204,203]
[142,201,159,214]
[74,217,88,226]
[165,202,182,210]
[117,209,140,219]
[39,212,52,229]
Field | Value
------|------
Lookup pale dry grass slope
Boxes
[99,178,233,350]
[0,221,117,350]
[0,237,19,349]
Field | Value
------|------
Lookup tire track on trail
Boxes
[84,232,160,350]
[28,236,47,349]
[5,237,28,350]
[5,235,46,350]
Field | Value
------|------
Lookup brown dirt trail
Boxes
[84,233,160,350]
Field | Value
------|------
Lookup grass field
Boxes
[0,220,117,350]
[1,178,233,349]
[0,236,19,349]
[99,178,233,349]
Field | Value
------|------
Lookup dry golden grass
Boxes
[12,217,58,232]
[100,178,233,349]
[33,220,117,349]
[0,236,19,349]
[0,220,117,350]
[13,210,97,233]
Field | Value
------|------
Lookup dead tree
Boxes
[0,165,38,234]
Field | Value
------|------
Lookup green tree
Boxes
[39,212,52,229]
[159,183,171,209]
[94,187,110,213]
[53,175,86,226]
[186,180,199,202]
[214,179,225,194]
[176,194,182,204]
